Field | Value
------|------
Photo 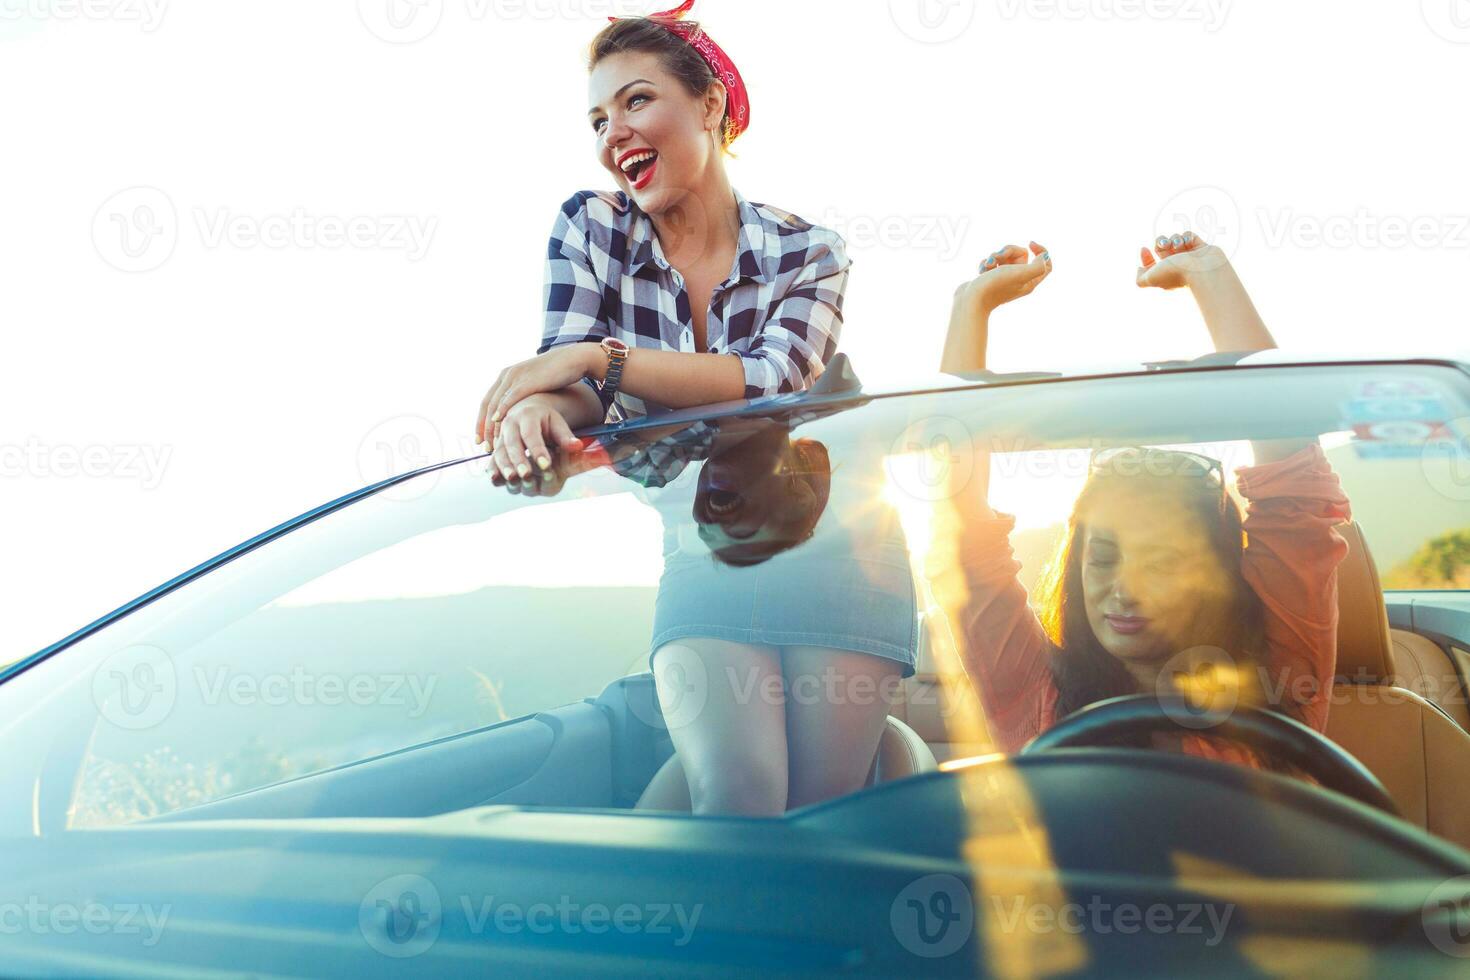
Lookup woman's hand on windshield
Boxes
[491,436,611,497]
[1136,232,1228,290]
[478,345,596,446]
[959,242,1052,315]
[489,394,583,483]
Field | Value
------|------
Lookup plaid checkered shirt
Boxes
[538,188,850,422]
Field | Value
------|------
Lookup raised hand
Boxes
[963,241,1053,314]
[1136,231,1228,290]
[942,241,1051,375]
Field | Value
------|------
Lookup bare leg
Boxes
[650,638,787,816]
[781,647,903,809]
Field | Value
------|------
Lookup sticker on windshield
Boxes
[1342,378,1457,459]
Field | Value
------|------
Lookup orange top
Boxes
[953,443,1351,767]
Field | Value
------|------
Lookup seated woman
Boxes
[938,234,1351,765]
[493,403,921,813]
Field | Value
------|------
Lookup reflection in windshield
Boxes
[581,410,925,815]
[0,364,1465,845]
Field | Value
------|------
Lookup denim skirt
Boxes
[647,518,921,678]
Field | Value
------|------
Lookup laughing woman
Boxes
[474,1,850,468]
[473,4,904,817]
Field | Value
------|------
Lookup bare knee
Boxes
[686,755,787,816]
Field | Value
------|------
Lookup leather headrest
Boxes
[1334,521,1395,683]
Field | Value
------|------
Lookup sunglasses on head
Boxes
[1089,446,1229,518]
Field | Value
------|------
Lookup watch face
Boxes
[603,338,630,356]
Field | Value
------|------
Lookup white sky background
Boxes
[2,0,1469,661]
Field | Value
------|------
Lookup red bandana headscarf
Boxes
[608,0,750,140]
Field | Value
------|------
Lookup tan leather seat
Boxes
[1389,630,1470,731]
[635,715,937,811]
[1324,522,1470,849]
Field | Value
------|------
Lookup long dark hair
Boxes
[588,17,740,152]
[1034,464,1274,723]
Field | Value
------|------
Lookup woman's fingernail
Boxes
[1041,252,1050,262]
[1171,235,1185,248]
[516,463,531,478]
[1183,231,1195,242]
[537,456,551,471]
[1156,236,1171,250]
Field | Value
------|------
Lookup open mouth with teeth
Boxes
[619,149,659,190]
[705,488,742,517]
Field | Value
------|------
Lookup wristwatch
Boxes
[598,337,630,404]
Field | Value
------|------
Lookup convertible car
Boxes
[3,353,1470,976]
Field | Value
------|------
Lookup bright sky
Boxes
[3,1,1469,661]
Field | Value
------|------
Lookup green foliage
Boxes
[1384,529,1470,589]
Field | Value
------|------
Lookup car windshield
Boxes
[0,362,1467,831]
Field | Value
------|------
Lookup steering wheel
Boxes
[1019,694,1399,817]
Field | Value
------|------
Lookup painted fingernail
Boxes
[1156,236,1171,250]
[537,456,551,470]
[1170,235,1185,248]
[1183,231,1195,242]
[1041,252,1050,262]
[516,463,531,478]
